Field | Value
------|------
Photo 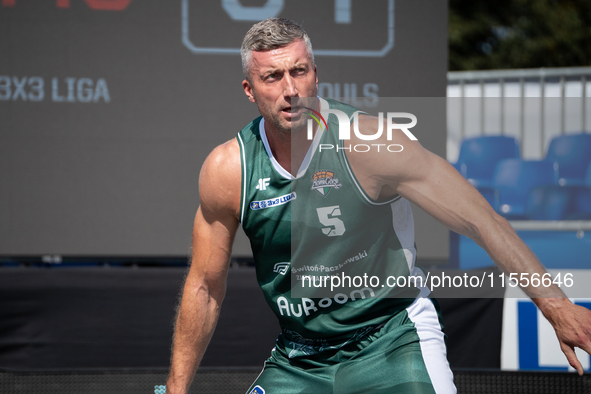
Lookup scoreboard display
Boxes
[0,0,447,257]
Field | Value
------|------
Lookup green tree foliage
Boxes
[449,0,591,70]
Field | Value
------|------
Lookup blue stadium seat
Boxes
[565,186,591,220]
[586,161,591,186]
[545,133,591,185]
[452,136,520,187]
[493,159,559,219]
[525,185,591,220]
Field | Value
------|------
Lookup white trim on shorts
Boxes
[406,297,457,394]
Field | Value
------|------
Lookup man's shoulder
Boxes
[199,138,241,217]
[204,114,265,181]
[205,138,241,173]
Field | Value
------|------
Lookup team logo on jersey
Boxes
[311,170,342,196]
[255,178,270,191]
[249,385,265,394]
[273,262,290,275]
[250,192,296,210]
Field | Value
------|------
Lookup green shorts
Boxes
[246,298,456,394]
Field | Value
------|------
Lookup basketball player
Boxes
[166,18,591,394]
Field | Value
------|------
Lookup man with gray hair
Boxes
[240,17,315,82]
[167,18,591,394]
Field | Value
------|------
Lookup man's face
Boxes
[242,39,318,135]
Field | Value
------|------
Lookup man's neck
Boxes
[264,121,315,177]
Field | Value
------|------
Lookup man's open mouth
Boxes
[283,106,302,117]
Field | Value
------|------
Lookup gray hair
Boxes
[241,18,314,81]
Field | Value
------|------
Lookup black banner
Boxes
[0,267,501,370]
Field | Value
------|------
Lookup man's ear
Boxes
[314,64,318,87]
[242,79,256,103]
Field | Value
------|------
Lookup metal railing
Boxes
[447,67,591,160]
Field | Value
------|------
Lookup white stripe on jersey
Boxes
[237,133,247,223]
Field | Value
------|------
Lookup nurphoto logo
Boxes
[303,106,418,153]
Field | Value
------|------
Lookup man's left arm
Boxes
[366,131,591,375]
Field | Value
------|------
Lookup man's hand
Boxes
[536,298,591,375]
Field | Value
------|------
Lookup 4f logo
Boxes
[256,178,270,191]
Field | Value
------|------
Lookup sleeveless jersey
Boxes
[237,98,425,349]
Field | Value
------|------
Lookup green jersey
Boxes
[237,98,424,350]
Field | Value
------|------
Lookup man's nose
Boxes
[283,74,298,97]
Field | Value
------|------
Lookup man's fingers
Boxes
[579,337,591,357]
[561,343,584,376]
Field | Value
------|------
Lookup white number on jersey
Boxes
[316,206,346,236]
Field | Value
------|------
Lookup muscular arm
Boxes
[166,140,241,393]
[349,116,591,375]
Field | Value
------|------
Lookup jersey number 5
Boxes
[316,206,346,237]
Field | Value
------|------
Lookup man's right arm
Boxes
[166,139,242,394]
